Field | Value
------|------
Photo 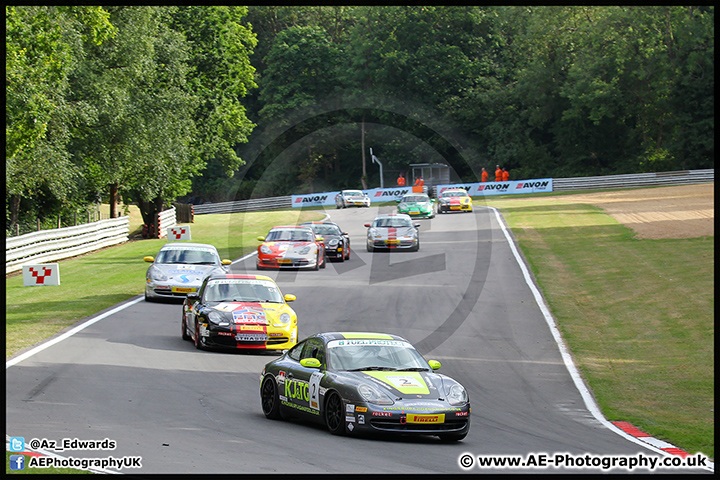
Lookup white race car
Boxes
[335,189,371,208]
[365,213,420,252]
[144,242,231,301]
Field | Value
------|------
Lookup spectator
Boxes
[481,167,488,183]
[495,165,502,182]
[397,173,406,186]
[414,177,424,186]
[502,168,510,182]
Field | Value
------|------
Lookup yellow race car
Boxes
[437,188,473,213]
[182,273,298,351]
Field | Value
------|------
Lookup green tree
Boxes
[5,6,115,231]
[68,6,199,228]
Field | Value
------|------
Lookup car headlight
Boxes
[445,383,468,406]
[260,244,273,255]
[273,312,292,327]
[297,245,313,255]
[207,310,226,325]
[358,383,395,405]
[328,238,339,247]
[148,266,167,282]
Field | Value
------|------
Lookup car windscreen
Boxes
[265,229,314,242]
[441,191,467,198]
[308,224,341,236]
[327,339,429,371]
[344,191,364,196]
[156,247,219,265]
[203,279,283,303]
[401,196,429,203]
[373,218,412,228]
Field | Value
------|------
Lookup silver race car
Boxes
[365,214,420,252]
[144,242,231,301]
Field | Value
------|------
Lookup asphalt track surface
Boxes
[5,204,711,474]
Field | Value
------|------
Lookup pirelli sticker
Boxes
[406,413,445,424]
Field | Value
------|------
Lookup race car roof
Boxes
[315,331,409,343]
[205,273,275,283]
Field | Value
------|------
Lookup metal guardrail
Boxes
[6,169,712,273]
[192,196,292,215]
[157,206,177,238]
[553,169,714,191]
[5,216,130,274]
[192,169,714,214]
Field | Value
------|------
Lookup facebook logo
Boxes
[9,437,24,451]
[9,455,25,470]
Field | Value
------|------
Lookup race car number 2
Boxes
[309,371,323,410]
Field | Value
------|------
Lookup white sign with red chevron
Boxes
[168,226,191,241]
[22,264,60,286]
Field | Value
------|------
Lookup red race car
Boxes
[257,225,326,270]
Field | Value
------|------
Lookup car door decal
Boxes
[309,371,323,411]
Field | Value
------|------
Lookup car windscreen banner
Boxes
[437,178,553,196]
[292,192,339,208]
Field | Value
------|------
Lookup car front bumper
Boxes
[368,238,418,249]
[146,281,199,299]
[344,400,470,436]
[198,323,298,350]
[257,254,319,269]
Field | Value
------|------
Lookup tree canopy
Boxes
[5,6,714,233]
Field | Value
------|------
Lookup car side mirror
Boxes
[428,360,441,370]
[364,223,371,228]
[222,259,232,265]
[143,256,154,263]
[414,224,421,229]
[300,358,322,369]
[187,292,199,301]
[284,294,296,302]
[257,236,265,241]
[315,235,324,241]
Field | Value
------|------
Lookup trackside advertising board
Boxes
[292,192,340,207]
[291,179,553,207]
[291,187,412,207]
[437,178,553,196]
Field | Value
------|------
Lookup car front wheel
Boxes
[324,391,345,435]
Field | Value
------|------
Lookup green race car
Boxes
[397,193,436,219]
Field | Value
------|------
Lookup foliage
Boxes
[5,6,714,226]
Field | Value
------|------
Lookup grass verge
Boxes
[481,194,714,460]
[5,208,325,358]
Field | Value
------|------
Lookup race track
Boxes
[5,204,710,473]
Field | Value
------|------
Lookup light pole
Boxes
[370,148,383,188]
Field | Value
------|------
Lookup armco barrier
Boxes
[6,170,712,273]
[192,196,292,215]
[553,169,714,191]
[6,216,130,274]
[191,169,713,215]
[157,206,177,239]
